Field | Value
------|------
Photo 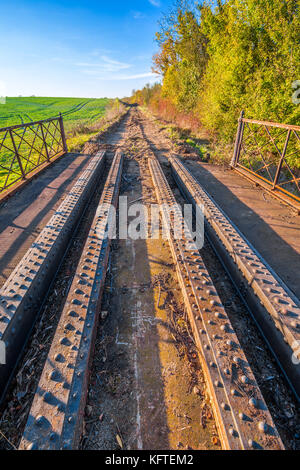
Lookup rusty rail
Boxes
[0,115,68,200]
[0,151,106,406]
[231,113,300,212]
[170,155,300,402]
[149,156,284,450]
[20,151,123,450]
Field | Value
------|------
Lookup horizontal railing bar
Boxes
[231,112,300,212]
[0,116,61,133]
[242,118,300,131]
[236,163,300,203]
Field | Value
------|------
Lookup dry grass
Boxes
[142,101,234,166]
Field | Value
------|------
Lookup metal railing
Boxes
[0,115,68,197]
[231,111,300,211]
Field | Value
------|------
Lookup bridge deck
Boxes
[183,160,300,300]
[0,152,93,288]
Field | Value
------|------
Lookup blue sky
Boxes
[0,0,174,98]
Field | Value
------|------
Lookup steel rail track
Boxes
[0,151,106,405]
[169,156,300,401]
[19,150,123,450]
[148,156,284,450]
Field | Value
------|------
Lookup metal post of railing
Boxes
[231,110,244,167]
[9,129,26,179]
[59,113,68,153]
[40,123,50,162]
[272,129,291,189]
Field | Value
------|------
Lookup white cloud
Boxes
[149,0,161,6]
[133,11,146,19]
[76,53,159,83]
[76,56,131,72]
[82,71,157,81]
[101,56,130,68]
[115,72,157,80]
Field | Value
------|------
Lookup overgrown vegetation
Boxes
[132,0,300,165]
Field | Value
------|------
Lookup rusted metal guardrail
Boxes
[0,115,68,201]
[231,112,300,212]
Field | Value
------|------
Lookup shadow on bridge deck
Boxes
[0,152,93,288]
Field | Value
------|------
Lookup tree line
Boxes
[132,0,299,145]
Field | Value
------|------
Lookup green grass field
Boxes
[0,97,112,193]
[0,97,110,131]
